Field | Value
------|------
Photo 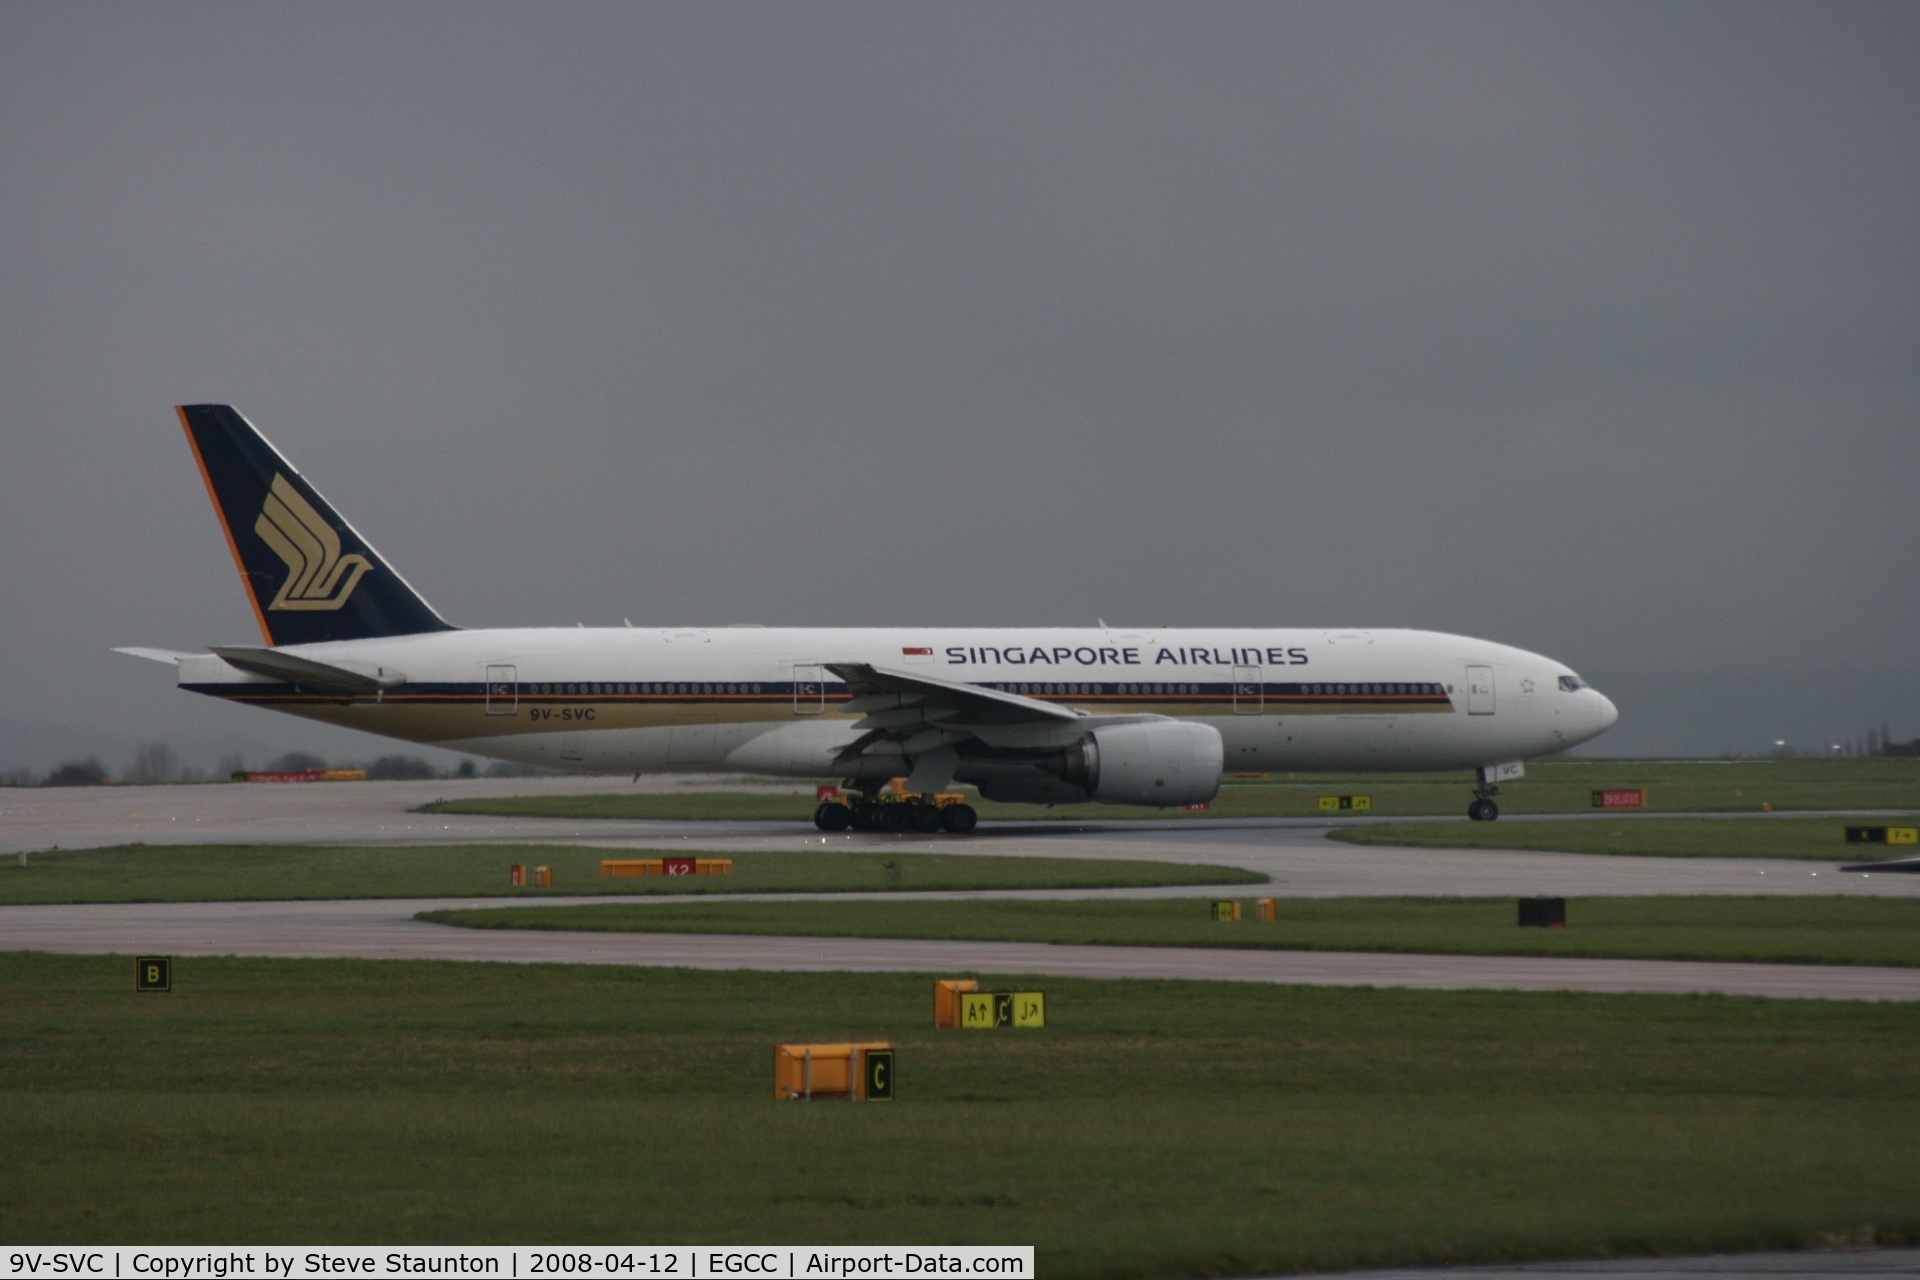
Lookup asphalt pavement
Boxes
[7,895,1920,1000]
[3,776,1916,898]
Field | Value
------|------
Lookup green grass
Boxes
[1331,816,1918,861]
[3,953,1917,1270]
[424,757,1920,822]
[0,845,1261,904]
[420,895,1920,968]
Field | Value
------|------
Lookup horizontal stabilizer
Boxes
[113,646,202,665]
[210,645,403,693]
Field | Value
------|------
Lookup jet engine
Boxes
[1055,720,1223,807]
[967,769,1094,806]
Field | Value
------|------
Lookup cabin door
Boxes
[793,664,826,716]
[484,664,518,715]
[1466,665,1496,715]
[1231,665,1263,714]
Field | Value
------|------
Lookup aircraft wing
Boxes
[827,662,1084,728]
[823,662,1165,777]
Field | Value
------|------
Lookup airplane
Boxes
[120,405,1619,833]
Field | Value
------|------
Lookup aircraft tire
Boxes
[849,804,877,832]
[814,802,851,832]
[1468,798,1499,822]
[878,805,911,833]
[908,804,942,833]
[941,803,979,834]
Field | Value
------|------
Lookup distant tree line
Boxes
[1720,729,1920,759]
[0,744,552,786]
[1798,726,1920,758]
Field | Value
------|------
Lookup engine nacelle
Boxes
[1058,720,1223,807]
[968,769,1092,806]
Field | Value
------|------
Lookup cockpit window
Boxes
[1558,674,1585,692]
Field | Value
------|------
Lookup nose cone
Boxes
[1593,691,1619,735]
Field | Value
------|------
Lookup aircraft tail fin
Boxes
[176,404,456,646]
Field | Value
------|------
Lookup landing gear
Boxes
[1468,765,1504,821]
[847,783,885,831]
[826,800,877,832]
[812,794,979,834]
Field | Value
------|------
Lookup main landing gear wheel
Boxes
[908,804,942,834]
[1468,798,1500,822]
[878,805,912,833]
[813,802,851,832]
[940,803,978,834]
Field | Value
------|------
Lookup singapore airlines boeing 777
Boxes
[120,406,1618,833]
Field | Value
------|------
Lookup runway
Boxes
[7,779,1920,1001]
[3,776,1915,898]
[8,895,1919,1001]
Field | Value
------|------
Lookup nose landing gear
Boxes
[1467,763,1506,820]
[1466,771,1497,821]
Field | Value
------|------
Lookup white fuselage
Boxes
[176,625,1618,780]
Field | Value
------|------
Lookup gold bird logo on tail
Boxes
[254,474,372,611]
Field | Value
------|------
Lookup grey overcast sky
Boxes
[2,1,1916,770]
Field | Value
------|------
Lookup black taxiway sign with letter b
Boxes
[136,956,171,992]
